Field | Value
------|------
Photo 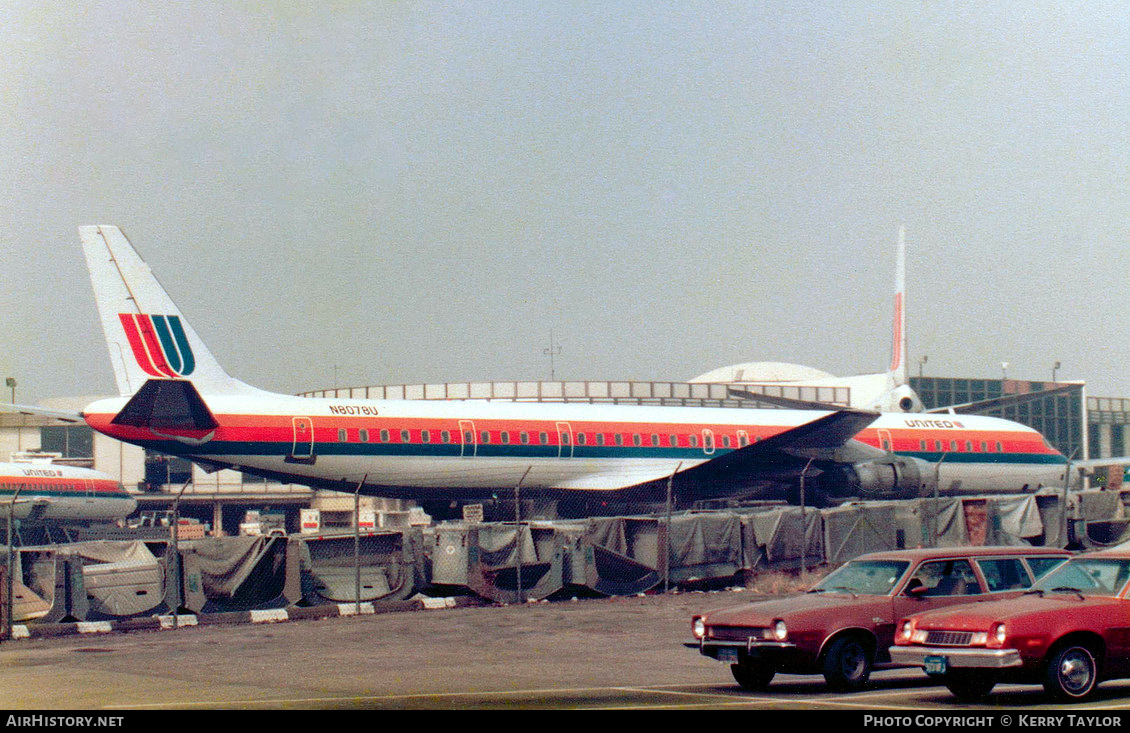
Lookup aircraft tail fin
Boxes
[79,225,261,397]
[888,224,908,387]
[874,225,924,413]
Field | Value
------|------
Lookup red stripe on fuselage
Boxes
[858,427,1051,456]
[83,410,1062,459]
[0,475,128,497]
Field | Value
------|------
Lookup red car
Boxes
[687,546,1069,691]
[890,547,1130,701]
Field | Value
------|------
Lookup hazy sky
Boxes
[3,2,1129,403]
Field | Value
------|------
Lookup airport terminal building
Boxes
[1,374,1125,534]
[910,377,1087,461]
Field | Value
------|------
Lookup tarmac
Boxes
[3,587,1130,713]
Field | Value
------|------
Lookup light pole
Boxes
[353,475,368,617]
[514,466,531,604]
[1001,362,1009,381]
[1062,449,1078,548]
[4,378,14,404]
[169,478,191,628]
[663,462,682,593]
[917,355,928,378]
[932,453,947,546]
[1052,361,1061,383]
[799,458,814,578]
[543,331,561,381]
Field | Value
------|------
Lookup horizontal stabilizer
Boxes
[111,379,218,430]
[725,386,848,411]
[927,383,1079,415]
[0,403,84,423]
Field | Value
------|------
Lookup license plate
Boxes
[924,655,947,674]
[718,648,739,664]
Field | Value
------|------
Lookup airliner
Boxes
[61,226,1068,506]
[691,225,924,413]
[0,460,136,523]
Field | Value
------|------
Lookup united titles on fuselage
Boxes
[902,419,965,429]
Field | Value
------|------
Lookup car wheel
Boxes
[943,671,996,702]
[730,662,775,690]
[1044,644,1098,701]
[822,636,873,691]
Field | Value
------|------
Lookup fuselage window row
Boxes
[324,423,1012,458]
[327,423,775,454]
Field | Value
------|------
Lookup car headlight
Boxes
[900,620,914,641]
[773,620,788,641]
[692,617,706,640]
[993,623,1007,645]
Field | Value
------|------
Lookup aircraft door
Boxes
[290,417,315,462]
[459,420,476,458]
[702,429,715,455]
[878,429,894,452]
[84,479,95,505]
[556,422,574,459]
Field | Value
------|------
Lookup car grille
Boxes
[709,626,765,642]
[925,631,974,646]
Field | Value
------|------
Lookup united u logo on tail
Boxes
[119,313,196,378]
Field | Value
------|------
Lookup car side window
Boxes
[906,559,982,596]
[1026,556,1068,580]
[976,558,1030,591]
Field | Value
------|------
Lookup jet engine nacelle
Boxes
[867,384,926,413]
[821,456,936,501]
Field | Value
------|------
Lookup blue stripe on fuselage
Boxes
[127,438,1066,465]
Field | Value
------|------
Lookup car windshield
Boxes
[809,560,909,595]
[1031,558,1130,597]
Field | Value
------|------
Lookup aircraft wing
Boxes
[673,408,883,486]
[0,402,84,423]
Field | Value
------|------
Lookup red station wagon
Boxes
[687,546,1069,691]
[890,547,1130,701]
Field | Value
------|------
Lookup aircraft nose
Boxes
[120,488,138,517]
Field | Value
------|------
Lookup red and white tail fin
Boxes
[883,225,924,412]
[80,225,262,397]
[888,224,908,385]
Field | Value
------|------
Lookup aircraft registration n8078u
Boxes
[74,225,1067,506]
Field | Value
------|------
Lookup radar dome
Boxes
[689,362,836,383]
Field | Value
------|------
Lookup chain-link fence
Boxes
[5,487,1128,637]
